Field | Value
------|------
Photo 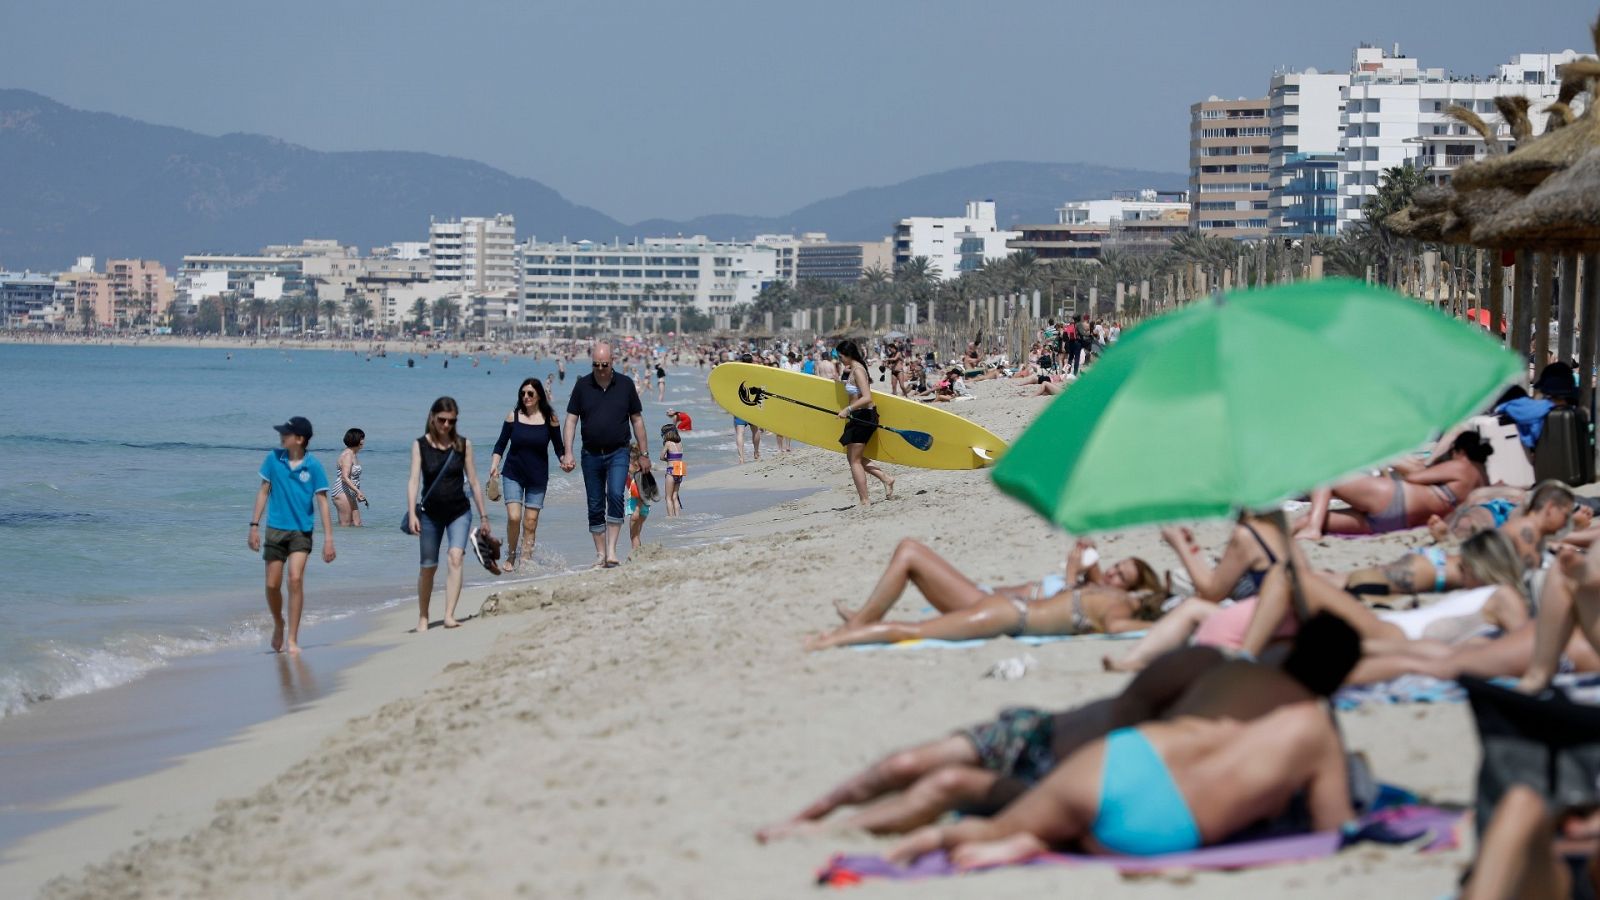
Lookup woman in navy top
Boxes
[490,378,567,572]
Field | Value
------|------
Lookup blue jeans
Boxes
[580,447,629,533]
[418,510,471,569]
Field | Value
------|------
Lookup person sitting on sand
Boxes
[808,558,1166,650]
[827,537,1158,633]
[1518,544,1600,694]
[1294,431,1493,539]
[761,614,1360,842]
[1344,481,1576,597]
[1161,512,1289,603]
[885,698,1353,866]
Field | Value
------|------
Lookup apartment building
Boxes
[0,271,58,327]
[1336,45,1582,227]
[521,236,777,330]
[1008,190,1190,261]
[893,201,1016,280]
[176,255,308,315]
[1268,69,1349,236]
[72,259,174,328]
[1188,97,1273,238]
[429,214,519,293]
[794,239,895,284]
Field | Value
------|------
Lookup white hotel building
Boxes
[429,214,519,293]
[1336,45,1584,228]
[521,236,777,330]
[893,201,1017,281]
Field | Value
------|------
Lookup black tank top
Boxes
[418,438,469,524]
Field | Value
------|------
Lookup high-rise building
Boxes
[893,201,1016,280]
[521,236,776,330]
[794,240,895,284]
[1188,97,1273,238]
[429,214,519,293]
[1336,45,1583,228]
[0,271,58,327]
[1268,70,1349,236]
[753,233,830,284]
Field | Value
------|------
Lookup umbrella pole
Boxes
[1268,510,1312,624]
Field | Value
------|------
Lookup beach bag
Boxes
[1469,415,1535,489]
[1462,675,1600,839]
[401,447,455,535]
[486,473,502,502]
[1532,406,1593,487]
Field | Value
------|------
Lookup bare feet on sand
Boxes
[444,619,461,629]
[883,476,896,500]
[417,616,429,633]
[833,599,859,622]
[1427,514,1450,543]
[755,819,827,843]
[271,619,286,652]
[284,642,301,655]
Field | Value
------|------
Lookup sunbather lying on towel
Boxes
[1344,481,1575,597]
[1428,486,1534,542]
[828,537,1159,632]
[1294,431,1492,539]
[761,614,1359,842]
[885,697,1354,866]
[1105,530,1530,673]
[1520,545,1600,694]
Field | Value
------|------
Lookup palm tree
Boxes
[348,296,374,337]
[245,297,269,335]
[431,297,457,332]
[319,300,340,333]
[409,298,429,332]
[895,255,940,285]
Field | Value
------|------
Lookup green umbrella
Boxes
[992,279,1521,533]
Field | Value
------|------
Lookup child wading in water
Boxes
[660,424,685,517]
[626,443,660,551]
[247,416,336,654]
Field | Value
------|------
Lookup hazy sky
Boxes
[2,0,1593,221]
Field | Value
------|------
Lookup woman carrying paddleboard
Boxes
[835,339,895,507]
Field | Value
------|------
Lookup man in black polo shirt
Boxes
[561,342,650,567]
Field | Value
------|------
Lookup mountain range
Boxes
[0,89,1185,270]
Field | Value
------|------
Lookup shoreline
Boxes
[0,475,821,897]
[15,379,1482,899]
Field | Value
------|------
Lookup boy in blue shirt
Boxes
[247,416,336,654]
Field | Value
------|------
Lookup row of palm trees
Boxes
[187,291,378,337]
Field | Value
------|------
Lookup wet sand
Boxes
[17,378,1481,899]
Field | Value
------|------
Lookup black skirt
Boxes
[839,407,879,447]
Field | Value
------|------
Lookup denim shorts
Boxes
[418,510,471,568]
[500,475,546,510]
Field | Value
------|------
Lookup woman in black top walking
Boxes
[406,396,493,632]
[489,378,567,573]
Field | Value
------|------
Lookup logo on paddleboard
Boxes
[736,383,766,408]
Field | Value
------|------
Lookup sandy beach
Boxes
[12,377,1481,899]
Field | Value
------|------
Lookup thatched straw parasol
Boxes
[1452,56,1600,193]
[1471,147,1600,251]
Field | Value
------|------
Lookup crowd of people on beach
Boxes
[237,320,1600,895]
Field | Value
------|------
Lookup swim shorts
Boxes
[960,706,1056,785]
[262,527,313,562]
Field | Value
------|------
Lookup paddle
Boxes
[737,384,934,451]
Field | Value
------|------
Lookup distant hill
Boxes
[631,161,1188,241]
[0,89,1186,269]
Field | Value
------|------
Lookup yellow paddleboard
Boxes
[707,362,1007,470]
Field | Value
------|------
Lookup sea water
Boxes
[0,344,738,718]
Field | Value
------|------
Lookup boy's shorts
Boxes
[263,527,314,562]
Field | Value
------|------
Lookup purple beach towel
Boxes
[815,805,1461,887]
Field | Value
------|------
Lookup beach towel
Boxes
[1334,673,1600,711]
[848,632,1146,652]
[815,805,1461,887]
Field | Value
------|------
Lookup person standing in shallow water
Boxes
[561,342,651,568]
[489,378,566,573]
[407,397,493,632]
[248,416,336,654]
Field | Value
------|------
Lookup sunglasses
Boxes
[436,416,457,425]
[520,389,539,396]
[592,362,612,369]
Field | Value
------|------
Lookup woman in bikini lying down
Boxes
[885,701,1353,868]
[806,577,1167,650]
[1294,431,1492,539]
[829,537,1157,628]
